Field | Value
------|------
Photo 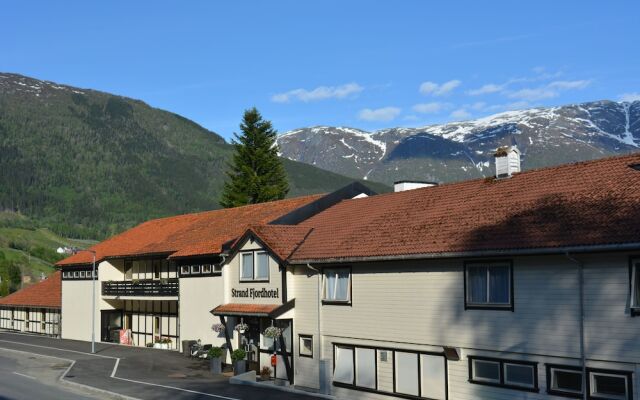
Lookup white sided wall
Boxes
[179,275,226,347]
[289,253,640,400]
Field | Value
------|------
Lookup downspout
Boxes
[565,252,587,400]
[306,263,326,394]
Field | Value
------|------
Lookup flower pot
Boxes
[233,360,247,375]
[153,343,169,350]
[210,357,222,374]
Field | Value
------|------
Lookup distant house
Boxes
[0,271,61,337]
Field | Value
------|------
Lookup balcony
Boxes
[102,279,179,297]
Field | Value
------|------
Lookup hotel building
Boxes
[57,152,640,400]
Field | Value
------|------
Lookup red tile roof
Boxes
[239,225,313,262]
[249,153,640,263]
[211,303,280,316]
[0,271,61,308]
[56,195,324,266]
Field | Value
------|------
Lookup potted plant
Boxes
[212,323,225,333]
[231,349,247,375]
[153,337,172,349]
[260,366,272,380]
[234,322,248,334]
[263,326,282,339]
[208,347,223,374]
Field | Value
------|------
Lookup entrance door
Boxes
[100,310,122,342]
[239,317,261,373]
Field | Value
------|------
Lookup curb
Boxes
[229,374,335,400]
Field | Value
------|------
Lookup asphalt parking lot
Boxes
[0,331,322,400]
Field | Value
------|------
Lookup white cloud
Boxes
[620,92,640,102]
[412,102,450,114]
[271,82,363,103]
[467,83,504,96]
[450,109,471,120]
[419,80,461,96]
[547,80,591,90]
[508,87,558,101]
[358,107,401,122]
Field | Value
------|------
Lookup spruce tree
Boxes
[220,108,289,208]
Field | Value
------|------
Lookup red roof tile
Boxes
[241,225,313,261]
[0,271,61,308]
[56,195,324,266]
[211,303,280,316]
[281,153,640,262]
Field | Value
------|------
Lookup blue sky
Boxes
[2,1,639,140]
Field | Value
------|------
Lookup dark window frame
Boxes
[321,266,352,306]
[332,342,448,400]
[546,363,583,398]
[630,257,640,317]
[587,367,633,400]
[298,334,314,358]
[463,260,514,311]
[468,356,538,393]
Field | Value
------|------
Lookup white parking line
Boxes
[13,371,37,380]
[0,336,243,400]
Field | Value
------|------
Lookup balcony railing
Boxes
[102,279,179,297]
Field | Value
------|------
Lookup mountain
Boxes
[0,73,388,239]
[277,101,640,184]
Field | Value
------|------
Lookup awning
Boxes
[211,299,295,318]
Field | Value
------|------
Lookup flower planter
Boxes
[210,357,222,375]
[233,360,247,375]
[153,343,170,350]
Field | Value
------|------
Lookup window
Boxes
[124,261,133,280]
[240,251,270,281]
[256,252,269,280]
[299,335,313,358]
[180,265,190,275]
[333,345,354,384]
[240,253,254,280]
[589,370,631,400]
[153,260,161,279]
[395,352,419,396]
[356,348,376,389]
[323,268,351,303]
[62,271,69,278]
[202,264,212,274]
[191,265,201,274]
[469,356,537,392]
[547,365,583,396]
[25,310,30,329]
[471,359,500,383]
[465,262,512,309]
[73,271,80,278]
[79,271,85,278]
[631,260,639,314]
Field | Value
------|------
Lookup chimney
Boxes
[394,180,438,192]
[494,146,521,178]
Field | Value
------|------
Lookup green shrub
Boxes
[230,349,246,362]
[208,347,223,359]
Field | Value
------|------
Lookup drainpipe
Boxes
[565,252,587,400]
[306,263,327,394]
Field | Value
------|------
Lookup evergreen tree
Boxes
[220,108,289,208]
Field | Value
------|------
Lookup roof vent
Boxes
[494,146,520,178]
[393,181,438,192]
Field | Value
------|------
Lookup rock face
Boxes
[277,101,640,184]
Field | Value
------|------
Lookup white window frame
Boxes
[239,251,270,282]
[549,366,583,395]
[191,265,201,274]
[589,371,630,400]
[79,271,86,278]
[465,262,512,308]
[180,265,190,275]
[73,271,80,278]
[202,264,212,274]
[471,359,501,384]
[299,335,313,358]
[503,362,535,389]
[322,268,351,303]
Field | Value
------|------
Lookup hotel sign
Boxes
[231,288,279,299]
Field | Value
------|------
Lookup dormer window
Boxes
[240,251,270,282]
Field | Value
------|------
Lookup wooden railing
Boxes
[102,279,179,297]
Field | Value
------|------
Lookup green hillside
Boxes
[0,73,388,240]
